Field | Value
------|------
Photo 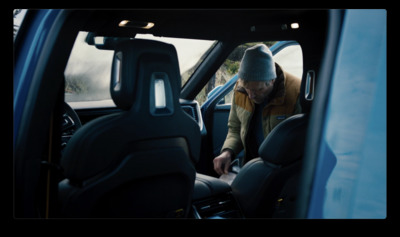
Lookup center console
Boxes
[191,173,243,219]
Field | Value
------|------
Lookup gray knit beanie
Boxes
[238,44,276,82]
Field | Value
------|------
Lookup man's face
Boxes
[242,80,275,104]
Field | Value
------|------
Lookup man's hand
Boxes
[213,150,233,175]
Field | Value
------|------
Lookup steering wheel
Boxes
[61,102,82,150]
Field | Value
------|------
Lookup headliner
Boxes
[78,9,328,41]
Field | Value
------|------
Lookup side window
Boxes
[273,44,303,79]
[13,9,27,39]
[196,41,302,105]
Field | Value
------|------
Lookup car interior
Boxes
[15,9,331,218]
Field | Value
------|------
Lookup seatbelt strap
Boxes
[44,112,55,218]
[41,82,64,218]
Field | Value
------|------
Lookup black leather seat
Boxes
[58,39,201,218]
[230,113,308,218]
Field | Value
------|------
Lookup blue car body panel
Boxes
[307,9,387,218]
[13,9,61,146]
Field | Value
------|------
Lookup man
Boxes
[213,44,302,175]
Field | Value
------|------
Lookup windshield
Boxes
[64,32,215,107]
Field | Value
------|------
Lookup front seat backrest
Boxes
[230,114,308,218]
[59,39,201,218]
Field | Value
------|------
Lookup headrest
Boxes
[110,39,181,112]
[258,114,308,166]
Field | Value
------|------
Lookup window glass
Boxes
[13,9,27,40]
[273,44,303,79]
[64,32,114,104]
[135,34,216,85]
[64,32,215,108]
[196,41,302,105]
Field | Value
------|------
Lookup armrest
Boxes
[193,173,232,201]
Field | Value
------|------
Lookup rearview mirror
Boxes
[85,32,132,50]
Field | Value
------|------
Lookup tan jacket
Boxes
[221,63,302,165]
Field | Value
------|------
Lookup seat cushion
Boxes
[193,173,231,200]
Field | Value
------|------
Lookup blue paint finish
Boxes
[269,40,299,55]
[308,10,386,218]
[13,9,61,146]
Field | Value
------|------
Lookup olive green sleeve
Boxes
[221,97,244,157]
